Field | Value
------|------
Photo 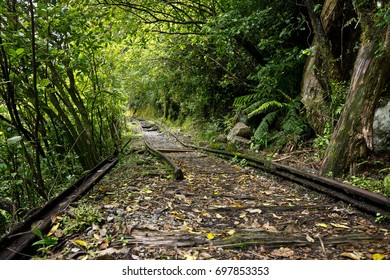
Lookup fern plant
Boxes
[241,91,309,150]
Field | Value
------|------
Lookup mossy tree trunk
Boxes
[301,0,352,134]
[320,3,390,176]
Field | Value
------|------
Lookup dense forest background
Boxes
[1,0,389,232]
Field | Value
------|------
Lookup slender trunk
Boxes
[29,0,47,200]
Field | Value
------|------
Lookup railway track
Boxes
[0,155,118,260]
[138,119,390,219]
[0,118,389,260]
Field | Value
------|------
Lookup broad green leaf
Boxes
[39,79,50,87]
[7,136,22,145]
[32,228,43,238]
[15,48,24,56]
[32,237,58,246]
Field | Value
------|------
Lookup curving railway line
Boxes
[0,118,389,260]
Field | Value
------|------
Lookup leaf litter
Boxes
[33,123,390,260]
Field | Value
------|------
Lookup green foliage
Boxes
[0,0,128,217]
[61,205,103,235]
[0,210,8,236]
[32,228,58,253]
[345,176,390,197]
[312,123,333,158]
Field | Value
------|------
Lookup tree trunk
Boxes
[321,18,390,176]
[301,0,342,134]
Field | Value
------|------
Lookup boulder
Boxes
[227,122,252,142]
[373,100,390,151]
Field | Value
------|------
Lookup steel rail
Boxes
[157,122,390,218]
[135,118,184,180]
[0,155,118,260]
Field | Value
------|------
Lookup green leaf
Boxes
[32,228,43,238]
[32,237,58,246]
[39,79,50,87]
[15,48,24,56]
[7,136,22,145]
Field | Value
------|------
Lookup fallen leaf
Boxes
[239,213,247,218]
[316,223,328,228]
[99,241,109,250]
[263,222,277,233]
[215,213,223,219]
[74,239,89,248]
[47,223,60,237]
[226,229,236,236]
[340,252,361,260]
[372,253,384,260]
[199,252,212,259]
[330,223,350,229]
[271,247,294,258]
[306,234,315,243]
[301,209,310,215]
[207,232,215,240]
[231,203,243,208]
[246,208,262,214]
[272,213,282,219]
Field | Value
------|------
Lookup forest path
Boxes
[35,120,390,260]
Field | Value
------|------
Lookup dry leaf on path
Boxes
[340,252,362,260]
[271,247,295,258]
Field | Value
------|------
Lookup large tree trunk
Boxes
[301,0,353,134]
[321,14,390,176]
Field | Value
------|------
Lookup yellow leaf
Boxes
[207,232,215,240]
[330,223,350,229]
[74,239,89,247]
[316,223,328,228]
[373,253,384,260]
[184,254,197,260]
[81,255,89,260]
[239,212,246,218]
[47,223,60,237]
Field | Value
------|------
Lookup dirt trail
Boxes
[35,120,390,260]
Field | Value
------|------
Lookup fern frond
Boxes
[254,111,278,140]
[277,89,293,102]
[248,100,285,119]
[234,93,257,106]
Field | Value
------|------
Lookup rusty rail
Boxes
[159,122,390,218]
[0,155,118,260]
